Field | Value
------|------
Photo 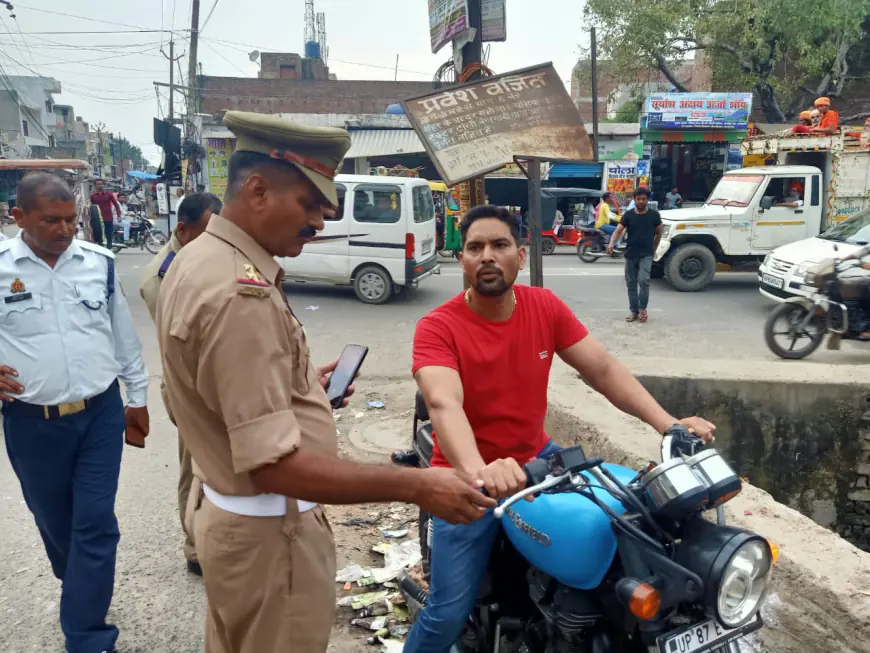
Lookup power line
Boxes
[15,4,168,33]
[0,30,178,35]
[202,39,247,76]
[200,0,221,32]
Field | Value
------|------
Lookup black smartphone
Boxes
[326,344,369,409]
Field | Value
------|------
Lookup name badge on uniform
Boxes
[4,292,32,304]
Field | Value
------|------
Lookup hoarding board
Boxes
[645,92,753,130]
[403,63,594,186]
[429,0,468,54]
[205,137,235,201]
[481,0,506,42]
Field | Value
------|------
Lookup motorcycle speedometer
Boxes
[686,449,742,507]
[641,458,708,520]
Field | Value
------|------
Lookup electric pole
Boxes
[162,40,183,122]
[591,27,600,163]
[186,0,201,190]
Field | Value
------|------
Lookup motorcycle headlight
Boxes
[675,520,773,629]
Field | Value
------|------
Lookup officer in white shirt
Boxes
[0,172,149,653]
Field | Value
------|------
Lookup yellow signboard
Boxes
[206,137,235,201]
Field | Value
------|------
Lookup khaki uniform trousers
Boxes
[189,491,336,653]
[162,383,198,563]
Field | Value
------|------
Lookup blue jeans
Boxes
[625,256,653,314]
[598,223,616,239]
[2,382,125,653]
[404,440,561,653]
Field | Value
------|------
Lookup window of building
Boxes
[279,65,298,79]
[353,185,401,223]
[326,184,346,221]
[22,120,28,137]
[412,186,435,223]
[45,100,52,113]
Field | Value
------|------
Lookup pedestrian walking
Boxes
[156,111,494,653]
[90,179,121,249]
[607,186,662,323]
[0,172,150,653]
[140,191,222,577]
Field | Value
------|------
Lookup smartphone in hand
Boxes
[326,344,368,409]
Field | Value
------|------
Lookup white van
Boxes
[278,175,441,304]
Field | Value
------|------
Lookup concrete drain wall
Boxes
[635,375,870,552]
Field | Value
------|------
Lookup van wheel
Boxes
[542,236,556,255]
[664,243,716,292]
[354,266,393,304]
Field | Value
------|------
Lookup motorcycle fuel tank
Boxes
[500,463,636,590]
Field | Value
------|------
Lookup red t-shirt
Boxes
[412,285,589,468]
[90,190,120,222]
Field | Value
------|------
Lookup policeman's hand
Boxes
[416,468,497,525]
[470,458,527,500]
[317,360,358,407]
[125,406,150,449]
[0,365,23,402]
[677,416,716,444]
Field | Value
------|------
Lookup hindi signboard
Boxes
[644,92,753,130]
[481,0,506,42]
[403,63,594,186]
[429,0,468,54]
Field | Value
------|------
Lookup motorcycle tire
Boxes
[144,230,167,255]
[577,241,601,263]
[763,302,826,360]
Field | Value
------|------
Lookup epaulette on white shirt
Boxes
[77,240,116,260]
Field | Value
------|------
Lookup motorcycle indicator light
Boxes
[629,583,660,621]
[642,458,709,520]
[767,540,780,565]
[686,449,742,507]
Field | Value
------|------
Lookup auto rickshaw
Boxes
[428,181,462,257]
[539,188,610,254]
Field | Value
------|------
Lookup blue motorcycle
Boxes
[392,393,774,653]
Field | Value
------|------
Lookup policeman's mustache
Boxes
[299,225,317,238]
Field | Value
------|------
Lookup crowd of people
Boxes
[0,112,719,653]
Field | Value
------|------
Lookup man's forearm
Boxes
[251,449,425,505]
[430,404,485,476]
[653,235,661,252]
[587,360,674,434]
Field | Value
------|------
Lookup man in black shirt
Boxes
[607,187,662,323]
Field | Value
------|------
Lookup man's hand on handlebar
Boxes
[416,468,497,525]
[675,416,716,443]
[466,458,529,501]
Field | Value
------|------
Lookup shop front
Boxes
[641,92,752,203]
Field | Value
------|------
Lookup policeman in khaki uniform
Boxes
[140,192,222,575]
[155,111,494,653]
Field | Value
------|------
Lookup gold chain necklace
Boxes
[465,288,517,316]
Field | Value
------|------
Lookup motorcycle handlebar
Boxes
[493,472,572,519]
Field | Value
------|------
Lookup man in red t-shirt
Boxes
[89,179,121,249]
[404,205,716,653]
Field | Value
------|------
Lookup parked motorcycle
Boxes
[392,393,774,653]
[763,256,870,359]
[112,214,167,255]
[576,227,625,263]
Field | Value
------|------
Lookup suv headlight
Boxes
[661,224,671,239]
[675,521,773,629]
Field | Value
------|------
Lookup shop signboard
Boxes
[428,0,468,54]
[404,63,594,186]
[481,0,507,42]
[645,92,753,130]
[205,137,235,201]
[636,160,650,189]
[598,139,643,161]
[727,143,743,170]
[485,161,551,179]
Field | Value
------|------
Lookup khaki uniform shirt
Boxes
[156,215,338,496]
[140,232,182,421]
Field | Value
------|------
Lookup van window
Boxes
[326,183,346,221]
[353,185,401,223]
[413,186,435,223]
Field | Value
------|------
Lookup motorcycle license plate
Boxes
[657,613,762,653]
[761,274,784,289]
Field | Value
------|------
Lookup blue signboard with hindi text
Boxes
[644,93,753,130]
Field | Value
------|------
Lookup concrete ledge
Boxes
[546,370,870,653]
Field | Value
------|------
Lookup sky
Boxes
[0,1,589,166]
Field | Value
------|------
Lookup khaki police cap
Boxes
[223,111,351,206]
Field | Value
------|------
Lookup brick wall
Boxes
[200,77,434,115]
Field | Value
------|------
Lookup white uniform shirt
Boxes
[0,234,148,406]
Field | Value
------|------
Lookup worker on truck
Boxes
[792,111,813,134]
[811,97,839,135]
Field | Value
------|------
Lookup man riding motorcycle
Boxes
[404,204,716,653]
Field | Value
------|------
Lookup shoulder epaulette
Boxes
[78,240,116,259]
[158,250,176,278]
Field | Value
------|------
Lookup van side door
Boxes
[349,183,405,285]
[281,182,350,282]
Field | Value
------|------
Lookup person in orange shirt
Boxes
[792,110,813,133]
[811,97,839,134]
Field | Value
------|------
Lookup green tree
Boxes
[583,0,870,122]
[113,136,149,170]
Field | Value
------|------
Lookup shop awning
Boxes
[548,162,603,179]
[345,129,426,158]
[641,130,746,143]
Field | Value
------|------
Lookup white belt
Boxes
[202,484,317,517]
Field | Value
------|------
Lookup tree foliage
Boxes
[583,0,870,122]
